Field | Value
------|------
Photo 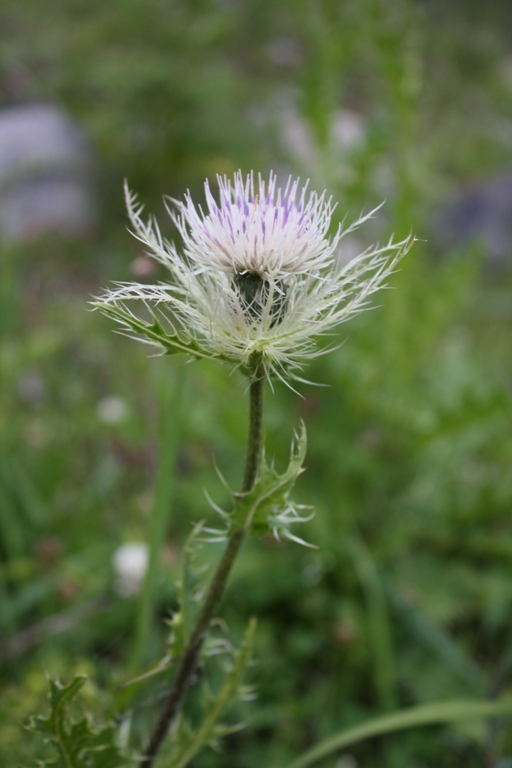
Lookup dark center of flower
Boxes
[233,272,288,327]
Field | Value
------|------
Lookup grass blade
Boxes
[345,534,397,711]
[286,698,512,768]
[131,363,187,671]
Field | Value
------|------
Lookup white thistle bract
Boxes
[95,171,414,385]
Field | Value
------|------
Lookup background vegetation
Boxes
[2,0,512,765]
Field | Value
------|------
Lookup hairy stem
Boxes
[140,365,264,768]
[242,362,264,494]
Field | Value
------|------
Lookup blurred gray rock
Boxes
[435,171,512,268]
[280,102,365,179]
[0,104,96,241]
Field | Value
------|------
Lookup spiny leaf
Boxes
[29,676,130,768]
[94,303,231,363]
[168,522,207,658]
[166,617,257,768]
[228,423,308,538]
[117,524,207,696]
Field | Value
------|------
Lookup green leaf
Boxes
[29,676,130,768]
[345,535,397,711]
[166,617,257,768]
[95,303,231,363]
[131,364,187,673]
[228,423,309,540]
[118,522,207,698]
[285,698,512,768]
[383,576,489,694]
[169,522,206,657]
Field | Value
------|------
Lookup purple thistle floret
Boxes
[171,171,341,279]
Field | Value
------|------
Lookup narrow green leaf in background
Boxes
[345,534,397,711]
[287,698,512,768]
[131,364,187,671]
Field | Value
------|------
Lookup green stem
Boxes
[242,362,264,494]
[140,366,264,768]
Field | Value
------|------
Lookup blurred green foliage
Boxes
[1,0,512,765]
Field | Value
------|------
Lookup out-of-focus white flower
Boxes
[95,171,414,385]
[113,542,148,597]
[97,395,129,425]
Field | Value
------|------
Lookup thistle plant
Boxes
[91,171,413,767]
[30,170,512,767]
[28,171,416,768]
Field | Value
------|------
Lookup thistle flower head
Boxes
[175,172,339,279]
[94,171,414,386]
